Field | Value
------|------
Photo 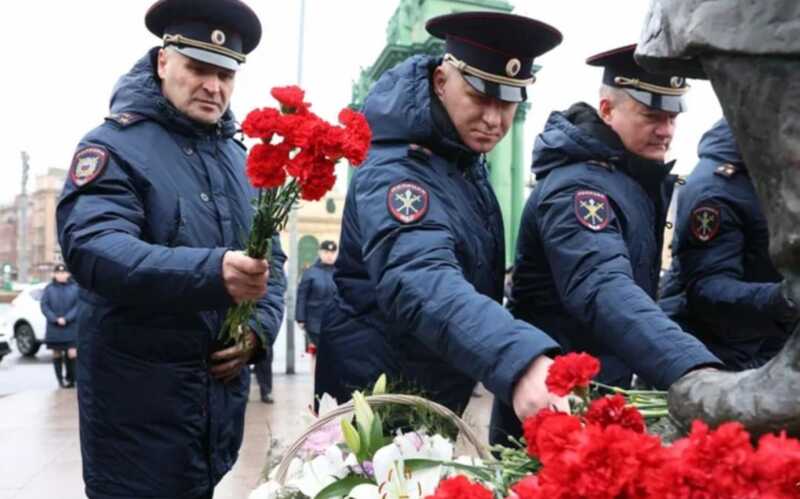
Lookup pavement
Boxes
[0,319,494,499]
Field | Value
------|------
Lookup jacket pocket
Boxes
[167,196,189,247]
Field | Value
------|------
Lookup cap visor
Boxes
[173,46,240,72]
[462,74,526,103]
[624,88,686,113]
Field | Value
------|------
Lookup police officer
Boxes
[56,1,286,498]
[660,118,798,370]
[40,263,79,388]
[296,240,337,370]
[315,12,568,421]
[497,44,721,444]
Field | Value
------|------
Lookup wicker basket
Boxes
[274,394,492,485]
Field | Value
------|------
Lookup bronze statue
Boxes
[636,0,800,438]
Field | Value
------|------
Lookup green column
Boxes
[487,103,529,266]
[509,105,529,263]
[487,132,513,265]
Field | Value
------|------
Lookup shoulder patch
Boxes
[690,205,722,242]
[69,146,109,188]
[714,163,739,179]
[105,112,146,128]
[574,190,611,231]
[387,182,429,224]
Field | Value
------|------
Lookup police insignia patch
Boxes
[388,182,429,224]
[69,146,109,187]
[574,190,610,231]
[690,205,721,242]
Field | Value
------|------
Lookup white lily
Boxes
[300,393,344,458]
[347,483,381,499]
[287,444,352,498]
[371,432,454,499]
[247,480,282,499]
[351,391,375,433]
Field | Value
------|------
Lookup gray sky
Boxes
[0,1,722,205]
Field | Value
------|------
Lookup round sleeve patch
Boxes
[387,182,429,224]
[69,146,109,187]
[690,205,721,242]
[574,190,611,231]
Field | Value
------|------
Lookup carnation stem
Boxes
[591,381,668,396]
[219,181,301,350]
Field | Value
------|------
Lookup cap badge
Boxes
[670,76,685,88]
[211,29,226,46]
[506,58,522,78]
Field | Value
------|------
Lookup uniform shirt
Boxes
[660,119,795,369]
[57,48,286,498]
[315,55,560,415]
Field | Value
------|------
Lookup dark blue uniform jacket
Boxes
[659,119,795,370]
[41,278,80,346]
[295,259,336,340]
[508,103,719,388]
[57,48,286,499]
[315,55,560,415]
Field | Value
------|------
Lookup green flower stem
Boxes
[638,409,670,418]
[591,381,668,397]
[219,181,301,350]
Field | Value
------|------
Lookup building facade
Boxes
[279,190,346,279]
[1,168,67,284]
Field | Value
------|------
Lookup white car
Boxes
[0,319,9,362]
[1,283,48,357]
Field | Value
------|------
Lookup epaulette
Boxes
[586,159,615,171]
[105,112,147,128]
[714,163,739,179]
[407,143,433,163]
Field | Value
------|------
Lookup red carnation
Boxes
[585,394,646,433]
[242,107,284,141]
[522,408,560,458]
[533,412,583,463]
[298,159,336,201]
[509,475,544,499]
[320,125,347,161]
[752,431,800,497]
[283,113,330,149]
[221,85,371,351]
[425,475,493,499]
[338,107,372,165]
[536,423,665,499]
[286,149,314,178]
[271,85,310,114]
[246,142,290,189]
[545,352,600,396]
[647,420,757,498]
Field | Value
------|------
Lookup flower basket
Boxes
[272,394,493,486]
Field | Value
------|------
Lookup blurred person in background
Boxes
[40,263,79,388]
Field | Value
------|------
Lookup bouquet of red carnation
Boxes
[505,353,800,499]
[219,85,371,349]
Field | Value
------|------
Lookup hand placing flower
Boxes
[545,352,600,397]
